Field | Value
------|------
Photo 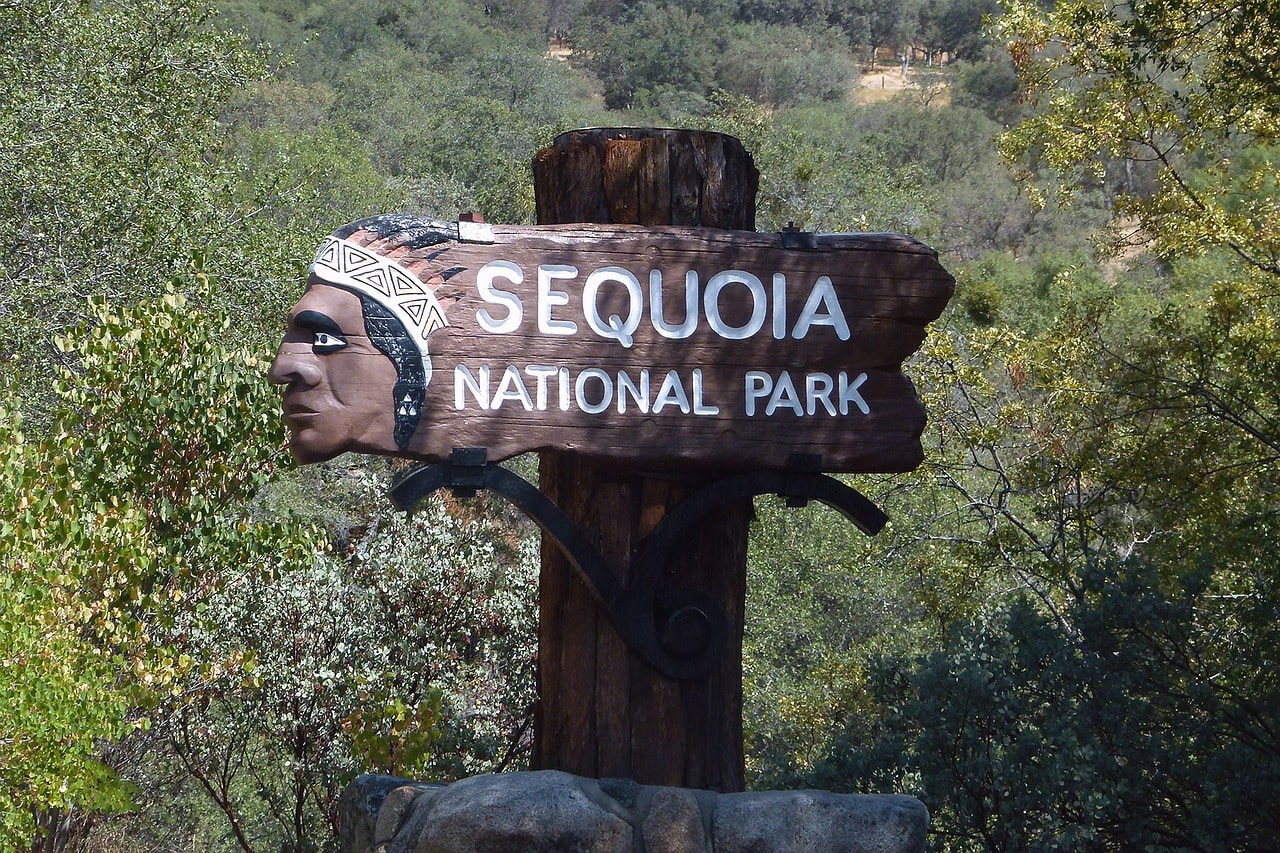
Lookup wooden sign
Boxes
[269,214,954,473]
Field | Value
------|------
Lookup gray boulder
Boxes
[340,770,926,853]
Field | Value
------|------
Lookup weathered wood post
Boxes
[530,128,759,790]
[285,129,952,852]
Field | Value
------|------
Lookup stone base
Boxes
[339,770,927,853]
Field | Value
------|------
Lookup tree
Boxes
[308,42,576,224]
[0,291,320,851]
[716,24,857,107]
[159,482,538,852]
[0,408,137,849]
[919,0,999,61]
[988,0,1280,578]
[792,173,1280,852]
[732,0,839,27]
[950,53,1022,123]
[996,0,1280,275]
[825,558,1280,850]
[0,0,270,419]
[840,0,923,65]
[571,1,722,110]
[699,94,933,232]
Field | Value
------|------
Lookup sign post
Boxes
[532,128,757,790]
[270,126,954,796]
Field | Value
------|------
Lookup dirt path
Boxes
[547,39,945,106]
[855,66,947,104]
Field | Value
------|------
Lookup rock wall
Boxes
[340,770,927,853]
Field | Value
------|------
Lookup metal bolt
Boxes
[659,606,712,661]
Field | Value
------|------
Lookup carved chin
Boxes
[284,412,400,463]
[286,429,346,465]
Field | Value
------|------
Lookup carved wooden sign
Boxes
[269,214,954,473]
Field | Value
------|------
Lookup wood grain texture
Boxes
[528,128,948,792]
[352,223,953,474]
[532,129,758,792]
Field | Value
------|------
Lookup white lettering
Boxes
[652,370,691,414]
[452,364,733,418]
[692,369,719,415]
[650,270,699,339]
[584,266,643,347]
[744,371,772,416]
[617,370,650,413]
[538,264,578,335]
[766,372,804,416]
[492,365,533,410]
[475,261,524,333]
[772,273,787,340]
[806,372,836,415]
[745,370,871,417]
[576,368,613,414]
[705,270,767,340]
[525,364,558,410]
[793,276,851,340]
[558,368,571,411]
[473,261,855,345]
[839,371,870,415]
[454,364,490,410]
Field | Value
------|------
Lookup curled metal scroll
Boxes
[390,450,887,680]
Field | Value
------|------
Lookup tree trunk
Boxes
[530,128,758,791]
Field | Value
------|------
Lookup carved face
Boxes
[268,281,399,463]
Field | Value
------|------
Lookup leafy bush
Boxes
[819,561,1280,850]
[0,290,317,850]
[571,2,721,110]
[717,24,857,107]
[161,484,538,848]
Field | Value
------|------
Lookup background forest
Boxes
[2,0,1278,849]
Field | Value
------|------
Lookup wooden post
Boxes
[530,128,758,791]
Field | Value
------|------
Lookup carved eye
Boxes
[313,331,348,354]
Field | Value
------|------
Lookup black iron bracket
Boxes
[779,222,818,250]
[389,449,888,680]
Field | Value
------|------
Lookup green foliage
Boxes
[20,0,1274,849]
[216,0,529,84]
[218,0,588,225]
[920,0,999,60]
[327,50,562,222]
[1076,270,1280,564]
[851,101,1053,258]
[0,291,319,849]
[745,495,942,786]
[950,249,1107,330]
[0,410,137,848]
[160,481,538,848]
[0,0,270,405]
[997,0,1280,275]
[344,694,445,778]
[347,489,540,779]
[956,271,1002,325]
[840,0,922,56]
[701,94,933,232]
[950,54,1020,123]
[780,213,1280,845]
[746,501,875,783]
[572,1,722,110]
[827,559,1280,850]
[716,24,856,107]
[733,0,840,27]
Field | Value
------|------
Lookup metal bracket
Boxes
[780,222,817,250]
[389,450,887,679]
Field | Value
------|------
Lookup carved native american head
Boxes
[269,215,465,463]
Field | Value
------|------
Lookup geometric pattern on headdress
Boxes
[309,235,450,355]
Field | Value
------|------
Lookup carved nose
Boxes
[268,345,322,387]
